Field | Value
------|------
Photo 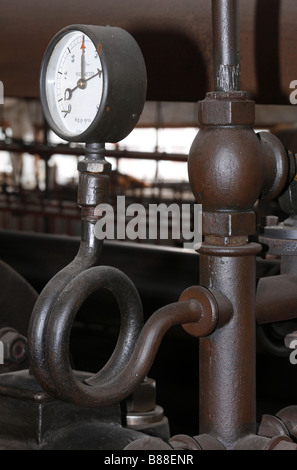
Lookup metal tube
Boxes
[27,218,104,394]
[198,243,260,449]
[256,274,297,324]
[212,0,241,91]
[27,143,111,395]
[44,278,213,408]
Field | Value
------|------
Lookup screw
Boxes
[0,328,27,364]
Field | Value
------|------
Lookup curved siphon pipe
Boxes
[44,266,213,408]
[27,141,224,410]
[28,144,144,398]
[27,218,105,395]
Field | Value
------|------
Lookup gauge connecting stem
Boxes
[27,142,112,395]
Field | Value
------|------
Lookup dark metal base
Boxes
[0,370,170,450]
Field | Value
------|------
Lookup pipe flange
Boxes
[179,286,218,337]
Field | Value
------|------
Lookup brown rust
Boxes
[202,211,256,238]
[45,286,215,408]
[256,275,297,325]
[179,286,219,337]
[188,92,290,218]
[187,0,293,450]
[198,244,260,448]
[179,285,233,337]
[212,0,241,92]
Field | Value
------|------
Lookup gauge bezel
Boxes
[40,24,147,143]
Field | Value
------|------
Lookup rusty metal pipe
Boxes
[212,0,240,91]
[27,214,104,394]
[26,143,143,398]
[256,274,297,325]
[43,273,215,408]
[198,243,261,449]
[186,0,293,451]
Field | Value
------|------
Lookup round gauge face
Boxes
[44,30,103,139]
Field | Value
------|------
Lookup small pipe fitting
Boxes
[179,285,233,337]
[258,131,289,201]
[0,328,27,364]
[188,92,292,238]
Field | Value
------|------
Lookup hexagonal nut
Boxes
[202,211,256,237]
[77,158,112,174]
[199,95,255,126]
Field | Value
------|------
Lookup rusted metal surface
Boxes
[1,0,297,104]
[185,0,296,451]
[28,139,221,409]
[179,285,233,337]
[44,287,216,408]
[212,0,241,92]
[188,95,290,217]
[256,275,297,324]
[258,414,290,438]
[188,0,263,449]
[27,144,113,395]
[202,211,256,237]
[198,244,261,448]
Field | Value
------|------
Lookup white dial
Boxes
[45,30,103,138]
[41,25,147,144]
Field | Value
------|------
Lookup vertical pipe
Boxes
[199,244,260,448]
[212,0,241,91]
[191,0,263,448]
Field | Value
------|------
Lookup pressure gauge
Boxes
[40,24,147,143]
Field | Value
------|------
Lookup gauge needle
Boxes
[80,35,86,81]
[64,68,102,100]
[86,68,102,81]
